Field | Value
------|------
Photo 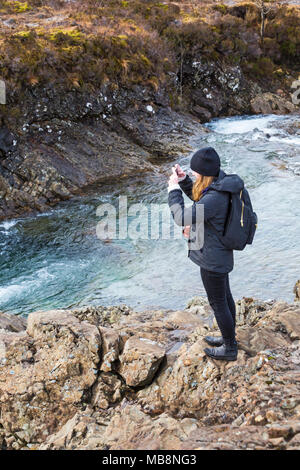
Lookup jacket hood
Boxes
[210,169,244,194]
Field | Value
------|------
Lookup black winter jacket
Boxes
[168,169,244,273]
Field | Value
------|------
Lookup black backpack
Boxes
[208,188,258,251]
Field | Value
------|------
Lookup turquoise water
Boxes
[0,114,299,316]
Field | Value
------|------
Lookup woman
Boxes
[168,147,244,362]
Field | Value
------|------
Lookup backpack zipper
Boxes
[240,190,244,227]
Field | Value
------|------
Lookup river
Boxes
[0,113,299,316]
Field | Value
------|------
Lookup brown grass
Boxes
[0,1,299,97]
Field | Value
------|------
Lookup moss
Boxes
[273,67,285,77]
[13,1,30,12]
[49,29,83,45]
[139,53,152,68]
[13,30,32,38]
[111,34,128,48]
[213,4,228,15]
[156,2,168,10]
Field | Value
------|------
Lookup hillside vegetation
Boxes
[0,0,299,106]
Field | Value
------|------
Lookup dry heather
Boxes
[0,1,299,97]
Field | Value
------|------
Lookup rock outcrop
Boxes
[0,309,101,446]
[0,99,206,221]
[250,92,297,115]
[0,296,299,450]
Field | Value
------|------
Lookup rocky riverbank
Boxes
[0,287,300,450]
[0,0,299,220]
[0,97,206,220]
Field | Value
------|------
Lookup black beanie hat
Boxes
[190,147,220,177]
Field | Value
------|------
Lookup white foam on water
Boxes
[0,267,56,305]
[0,283,27,303]
[36,267,55,280]
[269,135,300,146]
[207,114,286,135]
[0,220,18,231]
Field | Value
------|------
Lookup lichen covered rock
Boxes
[0,309,101,447]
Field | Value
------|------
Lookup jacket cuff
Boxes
[168,184,181,193]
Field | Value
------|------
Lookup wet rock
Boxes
[119,336,166,387]
[192,105,212,122]
[0,126,15,157]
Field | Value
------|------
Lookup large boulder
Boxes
[119,336,166,387]
[250,92,296,115]
[0,309,101,447]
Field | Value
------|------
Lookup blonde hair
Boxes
[192,174,215,202]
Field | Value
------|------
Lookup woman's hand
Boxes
[174,164,186,180]
[168,166,179,186]
[183,225,190,239]
[168,164,186,186]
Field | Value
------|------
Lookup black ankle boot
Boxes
[204,336,224,347]
[204,339,238,362]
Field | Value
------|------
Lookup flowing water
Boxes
[0,114,299,316]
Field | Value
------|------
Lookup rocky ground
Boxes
[0,285,300,450]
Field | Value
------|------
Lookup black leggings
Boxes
[200,267,236,341]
